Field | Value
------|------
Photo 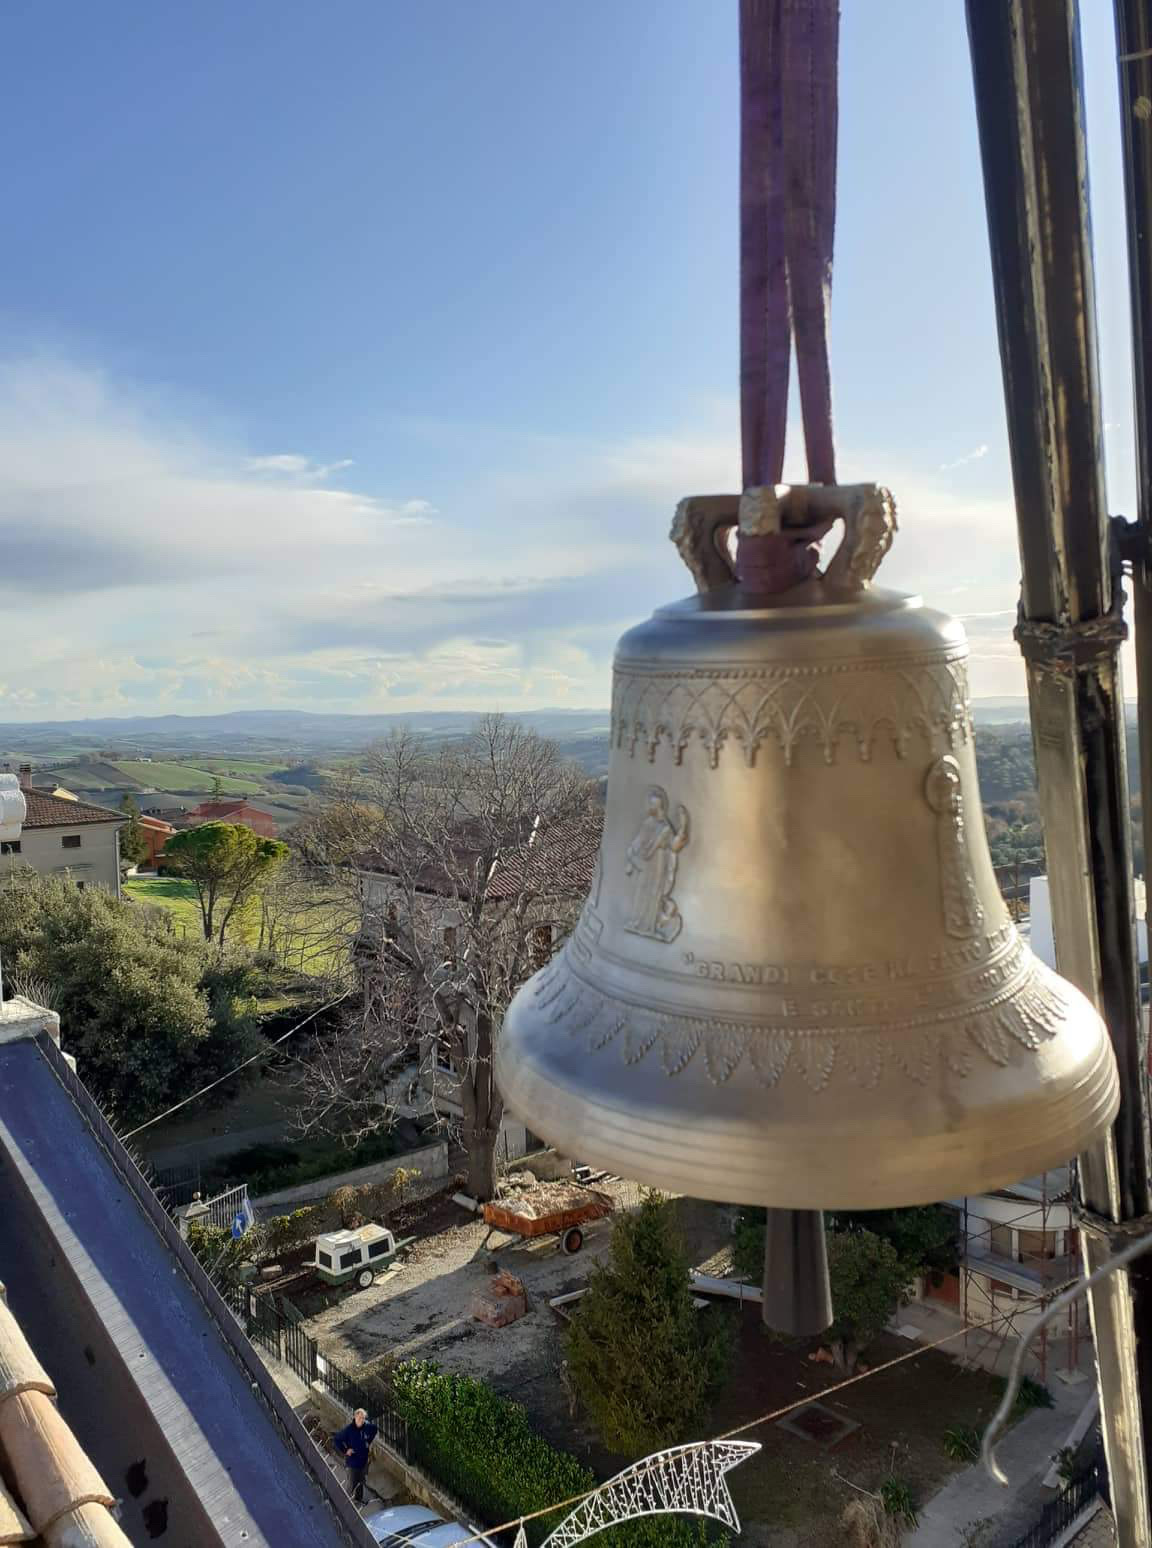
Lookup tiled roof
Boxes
[362,816,600,905]
[483,820,599,900]
[0,1283,130,1546]
[18,791,124,829]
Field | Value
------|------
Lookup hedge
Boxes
[389,1362,728,1548]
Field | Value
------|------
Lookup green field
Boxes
[124,875,354,977]
[192,758,293,776]
[112,760,267,795]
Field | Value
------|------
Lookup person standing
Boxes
[332,1407,377,1503]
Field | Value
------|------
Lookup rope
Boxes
[446,1291,1077,1547]
[737,0,840,594]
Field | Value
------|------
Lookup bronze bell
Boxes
[497,485,1119,1209]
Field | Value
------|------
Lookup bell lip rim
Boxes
[494,1044,1120,1212]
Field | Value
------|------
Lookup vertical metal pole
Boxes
[966,4,1152,1540]
[1116,6,1152,920]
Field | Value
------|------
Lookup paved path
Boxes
[907,1379,1094,1546]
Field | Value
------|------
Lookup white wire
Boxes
[121,989,351,1140]
[982,1224,1152,1484]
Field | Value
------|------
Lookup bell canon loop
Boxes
[497,487,1120,1209]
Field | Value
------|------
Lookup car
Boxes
[363,1503,499,1547]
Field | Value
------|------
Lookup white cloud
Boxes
[0,358,1050,715]
[246,454,356,480]
[939,444,990,471]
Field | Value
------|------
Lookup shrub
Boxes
[387,1361,727,1548]
[943,1424,981,1462]
[879,1476,917,1528]
[1014,1375,1054,1414]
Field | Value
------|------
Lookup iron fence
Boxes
[1004,1449,1108,1548]
[226,1285,411,1459]
[151,1161,202,1208]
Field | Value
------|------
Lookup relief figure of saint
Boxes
[925,755,984,940]
[624,786,690,943]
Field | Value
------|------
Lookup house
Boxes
[133,791,192,821]
[916,1168,1085,1380]
[133,812,176,868]
[356,817,598,1167]
[0,770,124,895]
[0,994,377,1547]
[180,799,280,838]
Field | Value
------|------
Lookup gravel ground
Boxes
[305,1181,734,1427]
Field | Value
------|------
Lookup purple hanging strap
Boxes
[738,0,840,591]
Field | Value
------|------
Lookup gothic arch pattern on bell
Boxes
[611,653,972,768]
[529,951,1068,1091]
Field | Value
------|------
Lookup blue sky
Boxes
[0,0,1139,717]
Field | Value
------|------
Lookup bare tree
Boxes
[291,715,601,1200]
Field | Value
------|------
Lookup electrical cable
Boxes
[122,989,351,1140]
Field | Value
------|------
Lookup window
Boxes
[61,834,82,850]
[1017,1228,1060,1264]
[988,1223,1013,1260]
[317,1251,333,1270]
[368,1239,392,1260]
[339,1249,360,1270]
[0,840,20,856]
[443,925,457,958]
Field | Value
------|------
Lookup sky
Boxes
[0,1,1141,720]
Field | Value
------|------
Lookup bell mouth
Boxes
[497,953,1119,1211]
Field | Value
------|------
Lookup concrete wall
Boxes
[517,1147,575,1182]
[0,821,121,894]
[253,1140,449,1213]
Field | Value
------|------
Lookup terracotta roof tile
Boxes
[18,793,123,831]
[43,1501,130,1547]
[0,1289,128,1548]
[0,1299,54,1404]
[0,1481,33,1544]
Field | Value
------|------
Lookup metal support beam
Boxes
[966,3,1152,1540]
[1116,2,1152,965]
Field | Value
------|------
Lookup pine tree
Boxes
[566,1193,731,1455]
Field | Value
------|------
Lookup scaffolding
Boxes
[943,1168,1087,1383]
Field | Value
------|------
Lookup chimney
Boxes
[17,765,32,790]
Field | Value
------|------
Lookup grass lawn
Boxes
[124,874,354,977]
[125,875,204,934]
[112,760,267,795]
[708,1320,1009,1546]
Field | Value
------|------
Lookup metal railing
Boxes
[226,1285,411,1460]
[1004,1450,1108,1548]
[203,1182,249,1231]
[151,1161,202,1208]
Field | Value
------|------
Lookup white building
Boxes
[0,769,124,895]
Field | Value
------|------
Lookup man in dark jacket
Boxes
[333,1407,378,1503]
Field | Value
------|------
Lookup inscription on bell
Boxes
[681,953,923,986]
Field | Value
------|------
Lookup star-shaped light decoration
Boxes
[512,1439,760,1547]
